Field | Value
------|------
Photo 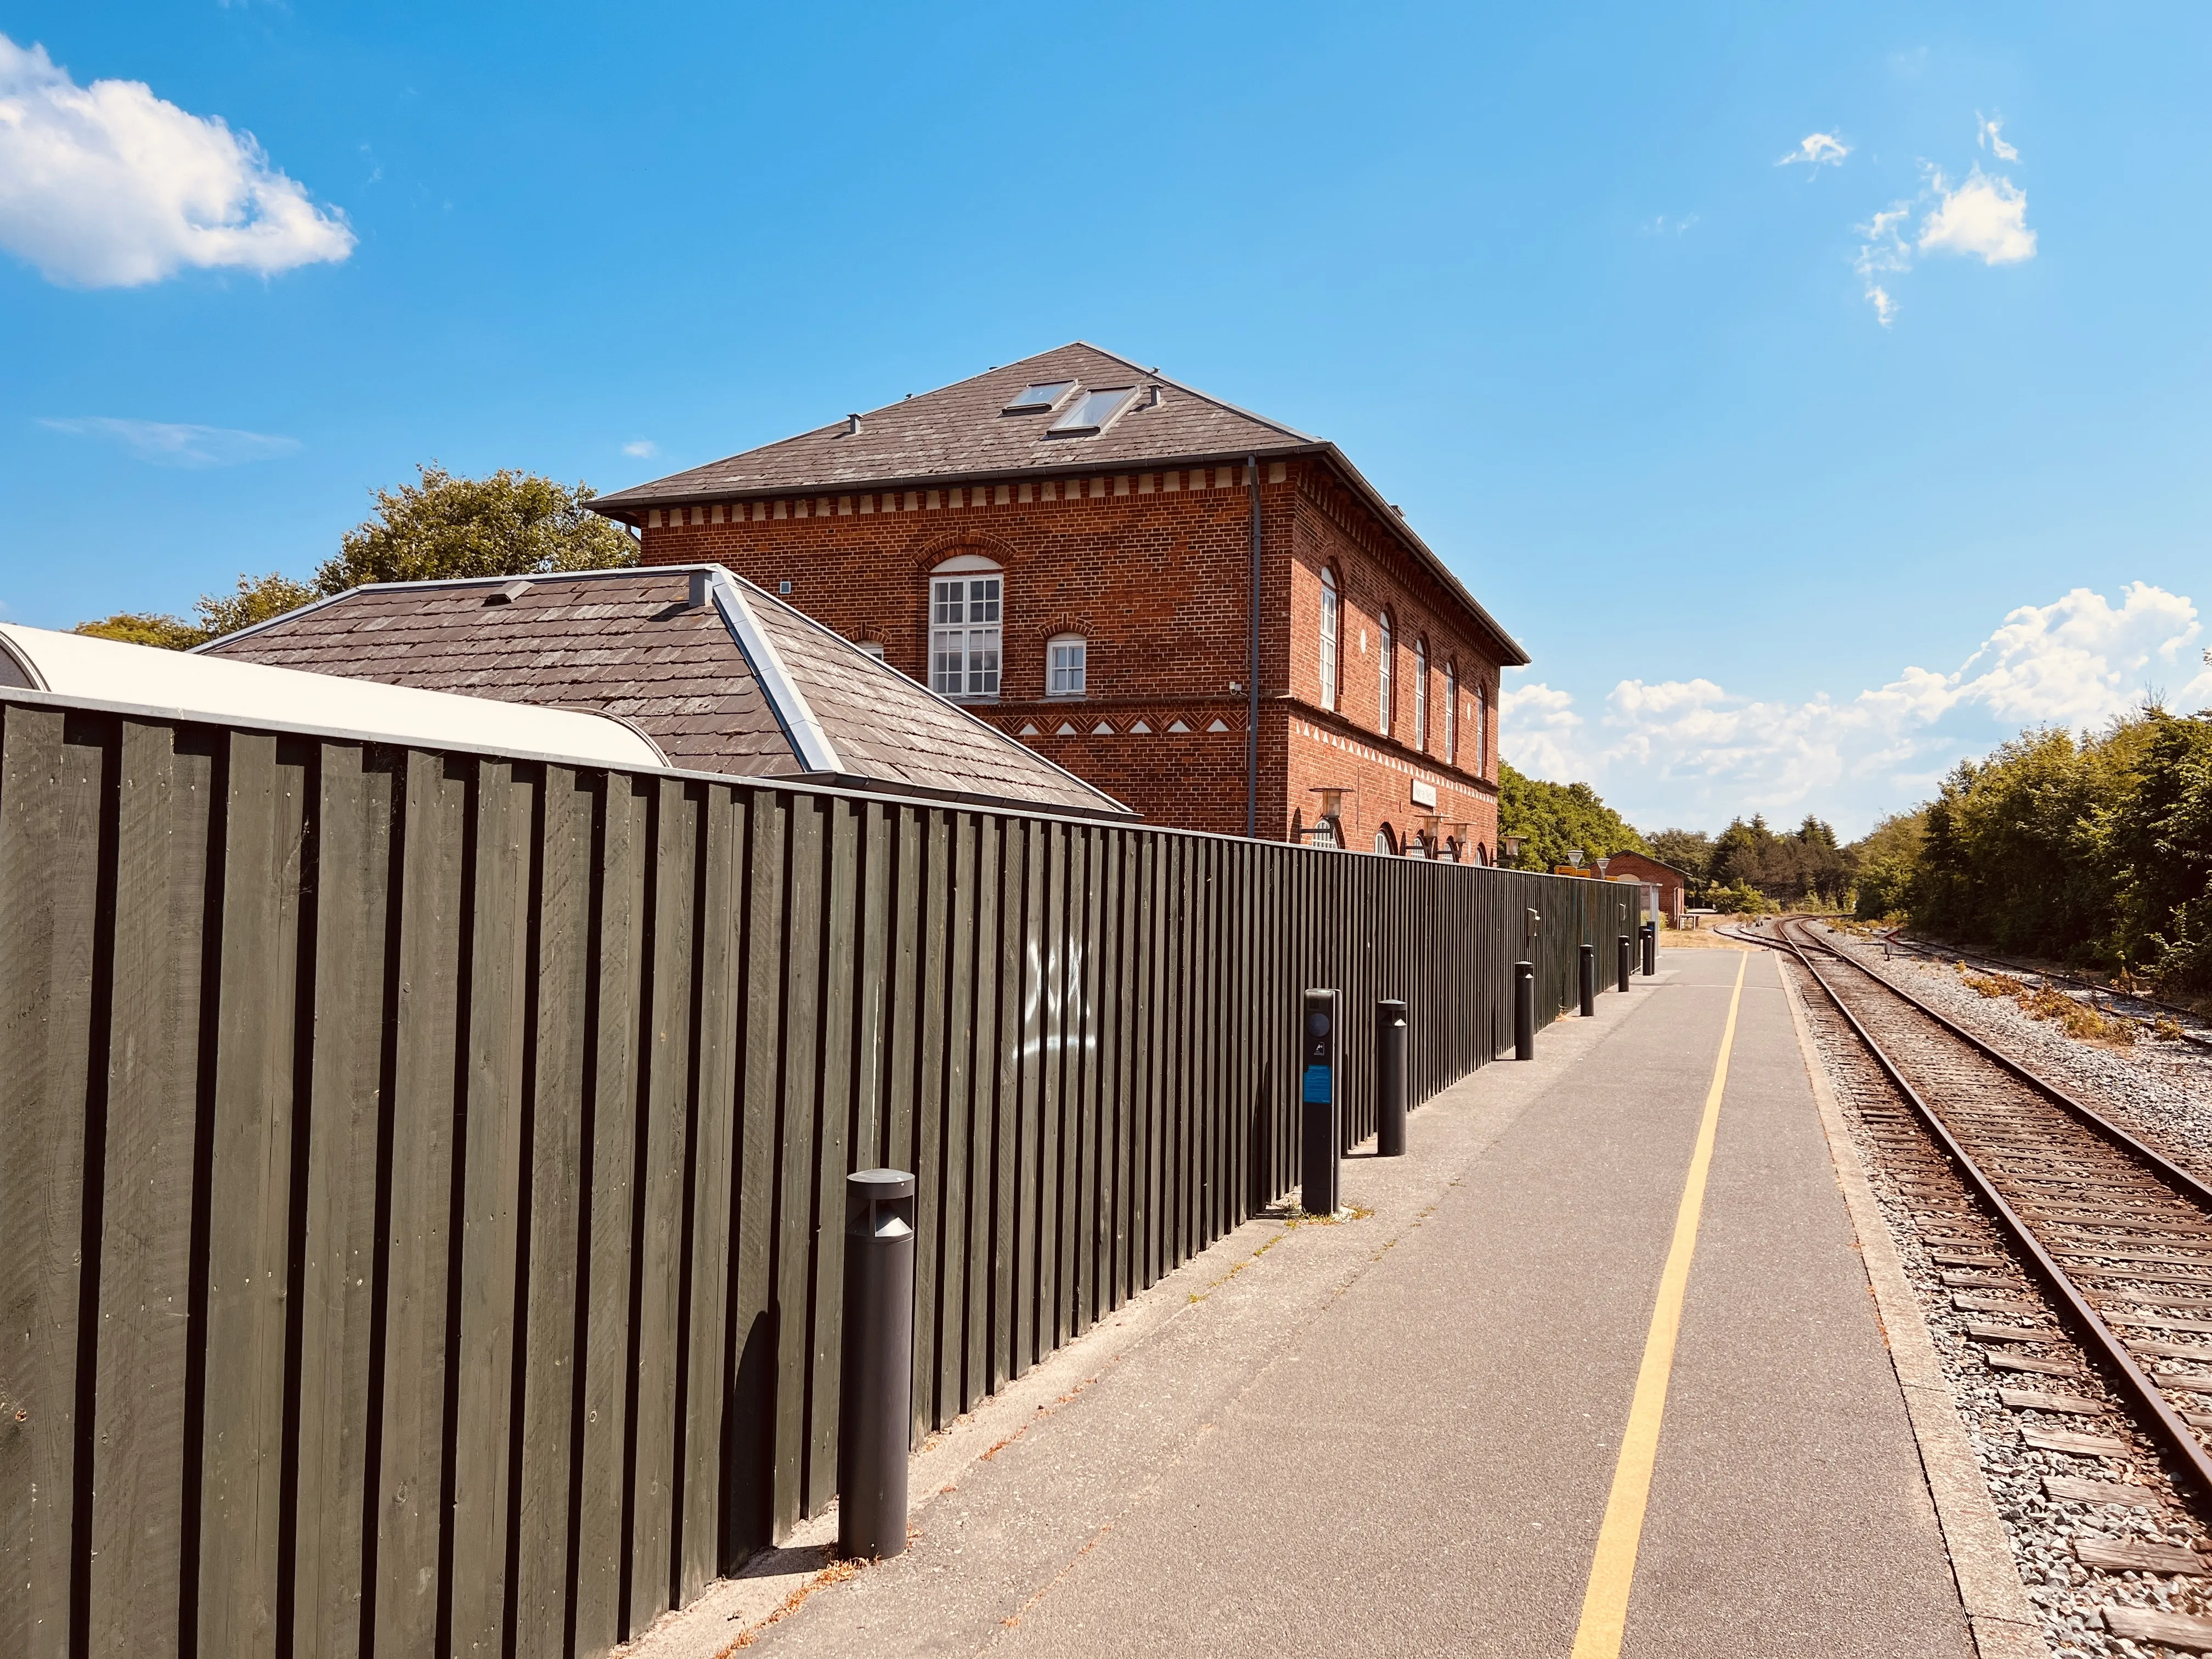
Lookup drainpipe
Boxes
[1246,454,1261,839]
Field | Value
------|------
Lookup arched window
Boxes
[1047,634,1087,696]
[929,555,1002,699]
[1476,842,1490,866]
[1476,680,1488,777]
[1375,823,1396,856]
[1413,638,1429,750]
[1444,661,1458,764]
[1318,568,1340,711]
[1376,612,1393,737]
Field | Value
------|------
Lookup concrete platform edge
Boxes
[1780,961,2052,1659]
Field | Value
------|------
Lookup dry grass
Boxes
[1955,963,2137,1046]
[720,1559,866,1653]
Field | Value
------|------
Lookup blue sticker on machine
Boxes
[1301,1064,1333,1104]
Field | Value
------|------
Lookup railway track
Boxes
[1780,917,2212,1487]
[1770,915,2212,1646]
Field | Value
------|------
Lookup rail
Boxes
[1780,915,2212,1504]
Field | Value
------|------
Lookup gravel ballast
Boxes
[1786,950,2212,1659]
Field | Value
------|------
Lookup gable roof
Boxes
[594,342,1307,506]
[196,565,1134,820]
[591,342,1529,667]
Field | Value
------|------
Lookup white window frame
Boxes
[1047,633,1087,697]
[1476,682,1487,777]
[855,641,886,663]
[1444,661,1457,764]
[1413,638,1429,750]
[1377,612,1393,737]
[1318,568,1340,712]
[929,566,1002,699]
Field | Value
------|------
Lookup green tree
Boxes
[2100,710,2212,979]
[76,465,637,650]
[1645,828,1714,889]
[1497,761,1649,870]
[1849,811,1926,921]
[76,571,320,652]
[315,465,637,590]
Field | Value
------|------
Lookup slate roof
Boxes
[197,566,1133,819]
[593,342,1308,506]
[592,342,1530,667]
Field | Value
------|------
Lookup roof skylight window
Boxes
[1047,387,1138,435]
[1003,380,1075,413]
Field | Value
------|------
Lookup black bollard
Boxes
[1514,961,1536,1060]
[1578,943,1596,1017]
[838,1169,916,1560]
[1617,934,1632,994]
[1300,989,1341,1215]
[1641,922,1656,977]
[1376,999,1408,1158]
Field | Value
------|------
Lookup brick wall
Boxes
[636,458,1504,843]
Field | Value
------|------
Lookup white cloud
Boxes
[1779,132,1850,173]
[1503,584,2211,834]
[39,416,300,466]
[622,439,658,458]
[0,33,354,287]
[1854,202,1912,325]
[1918,166,2036,264]
[1841,140,2036,324]
[1977,113,2019,162]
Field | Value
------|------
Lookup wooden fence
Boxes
[0,696,1634,1659]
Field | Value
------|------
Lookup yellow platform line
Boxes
[1568,950,1748,1659]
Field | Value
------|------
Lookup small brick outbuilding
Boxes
[1596,852,1693,926]
[591,343,1529,856]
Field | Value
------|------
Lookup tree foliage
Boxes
[1848,811,1926,921]
[315,465,637,591]
[76,572,320,651]
[75,466,636,650]
[1645,828,1714,891]
[1865,709,2212,991]
[1703,813,1853,907]
[1497,761,1649,870]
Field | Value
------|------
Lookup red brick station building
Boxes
[594,343,1527,859]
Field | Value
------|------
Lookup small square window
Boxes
[1048,637,1087,697]
[1048,388,1137,435]
[1003,380,1075,413]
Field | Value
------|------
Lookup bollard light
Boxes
[1617,934,1632,994]
[838,1169,916,1560]
[1300,990,1341,1215]
[1641,922,1656,977]
[1579,943,1596,1017]
[1375,999,1408,1158]
[1514,962,1536,1060]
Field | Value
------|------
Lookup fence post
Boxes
[1375,998,1407,1158]
[1617,934,1632,994]
[839,1169,917,1560]
[1578,944,1595,1017]
[1514,962,1535,1060]
[1301,989,1340,1215]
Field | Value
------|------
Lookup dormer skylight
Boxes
[1003,380,1075,413]
[1047,386,1138,435]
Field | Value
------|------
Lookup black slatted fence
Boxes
[0,698,1634,1659]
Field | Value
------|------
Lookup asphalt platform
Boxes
[659,946,1985,1658]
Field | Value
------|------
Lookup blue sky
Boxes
[3,2,2207,836]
